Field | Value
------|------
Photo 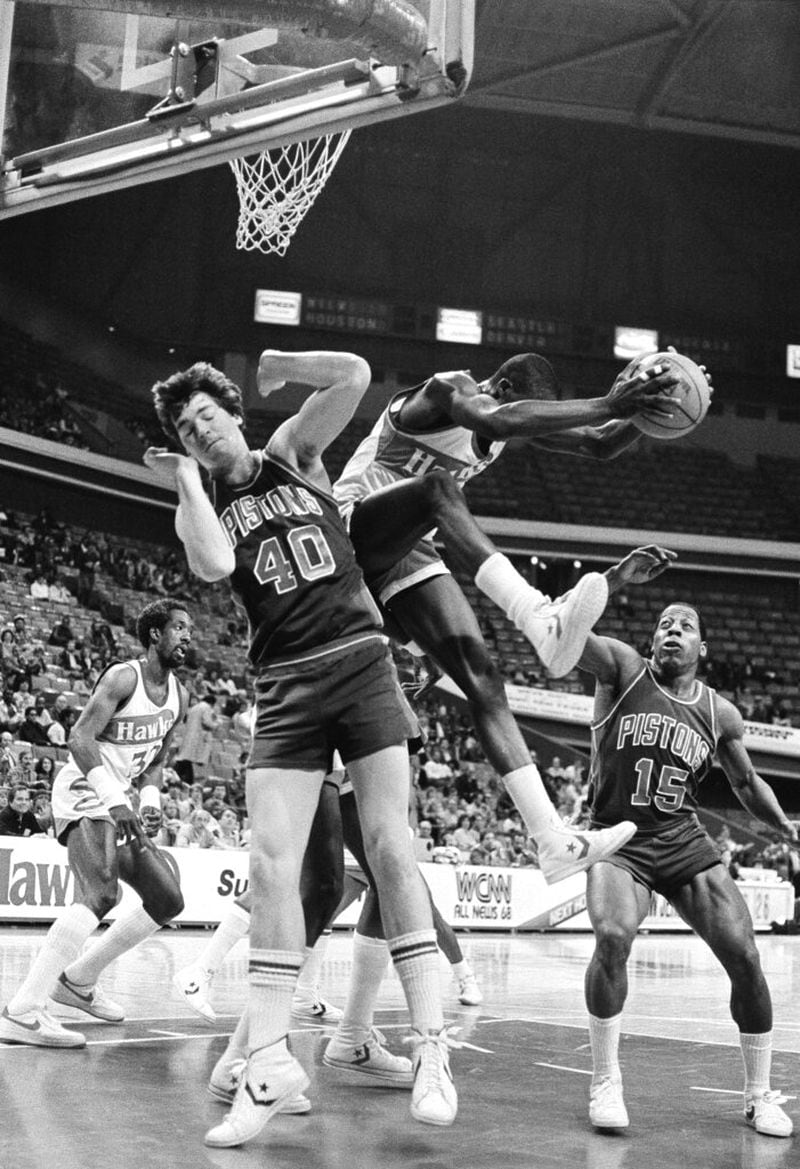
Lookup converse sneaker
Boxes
[291,994,343,1023]
[50,973,124,1022]
[456,974,483,1007]
[515,572,609,678]
[323,1028,413,1086]
[204,1041,310,1148]
[0,1005,86,1048]
[744,1091,793,1137]
[173,963,216,1023]
[536,820,637,885]
[408,1028,458,1127]
[589,1077,630,1129]
[208,1055,310,1113]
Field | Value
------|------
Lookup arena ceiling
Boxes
[467,0,800,151]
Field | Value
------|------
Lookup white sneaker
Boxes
[516,572,609,678]
[291,994,343,1023]
[536,820,636,885]
[173,963,216,1023]
[408,1028,458,1127]
[50,973,124,1022]
[204,1041,310,1148]
[323,1028,413,1086]
[208,1054,310,1113]
[744,1091,793,1137]
[589,1077,629,1129]
[0,1005,86,1048]
[456,974,483,1006]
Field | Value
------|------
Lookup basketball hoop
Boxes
[229,130,352,255]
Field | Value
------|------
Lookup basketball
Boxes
[632,351,711,440]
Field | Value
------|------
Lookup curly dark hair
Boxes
[136,598,190,650]
[484,353,559,401]
[151,362,244,443]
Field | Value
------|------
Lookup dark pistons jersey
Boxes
[589,664,720,835]
[213,449,383,669]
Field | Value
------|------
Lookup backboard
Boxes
[0,0,473,218]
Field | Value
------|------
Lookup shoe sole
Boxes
[172,974,216,1023]
[410,1102,457,1127]
[204,1069,311,1147]
[745,1117,793,1138]
[541,821,636,885]
[546,574,609,678]
[50,986,124,1023]
[0,1023,86,1048]
[590,1114,630,1130]
[322,1052,413,1087]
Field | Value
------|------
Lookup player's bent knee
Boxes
[594,921,636,962]
[85,883,120,920]
[145,890,184,925]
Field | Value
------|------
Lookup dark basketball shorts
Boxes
[366,536,449,606]
[590,815,724,897]
[249,640,413,771]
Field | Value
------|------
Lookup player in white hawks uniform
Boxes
[333,352,680,884]
[0,598,190,1049]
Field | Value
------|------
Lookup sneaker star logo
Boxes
[566,835,589,861]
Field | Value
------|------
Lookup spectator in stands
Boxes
[175,807,222,849]
[0,628,25,689]
[89,620,117,658]
[0,786,7,810]
[420,745,454,787]
[32,792,54,837]
[0,785,47,837]
[33,755,56,791]
[49,692,75,732]
[0,689,22,736]
[452,814,480,861]
[217,807,244,849]
[15,750,36,788]
[12,615,31,652]
[48,614,75,648]
[173,692,219,784]
[0,733,17,781]
[229,693,253,748]
[17,705,52,747]
[508,831,538,867]
[29,573,49,600]
[413,820,435,861]
[48,575,73,604]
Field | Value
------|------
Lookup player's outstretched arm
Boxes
[715,699,798,842]
[143,448,234,581]
[604,545,677,595]
[260,350,372,473]
[432,365,678,441]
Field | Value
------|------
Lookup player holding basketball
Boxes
[256,348,679,883]
[147,353,464,1146]
[0,598,190,1048]
[577,602,796,1136]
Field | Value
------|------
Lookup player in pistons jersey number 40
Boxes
[577,602,797,1138]
[0,599,191,1050]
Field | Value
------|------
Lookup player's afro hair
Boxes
[151,362,244,443]
[136,598,190,650]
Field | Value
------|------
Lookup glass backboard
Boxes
[0,0,473,217]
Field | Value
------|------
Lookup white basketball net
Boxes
[229,130,352,255]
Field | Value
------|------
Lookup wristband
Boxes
[86,766,119,806]
[139,784,162,811]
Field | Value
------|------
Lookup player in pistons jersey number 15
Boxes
[0,599,190,1050]
[576,601,797,1138]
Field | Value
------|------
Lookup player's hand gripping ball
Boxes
[632,351,711,440]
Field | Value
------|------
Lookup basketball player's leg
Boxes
[205,765,323,1148]
[584,861,650,1130]
[54,837,185,1024]
[349,472,609,676]
[671,865,792,1136]
[387,575,635,883]
[0,818,120,1047]
[346,742,457,1124]
[293,780,345,1020]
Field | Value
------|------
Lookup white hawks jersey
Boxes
[334,384,508,512]
[53,660,182,821]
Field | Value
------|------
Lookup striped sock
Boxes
[248,949,302,1052]
[388,930,443,1034]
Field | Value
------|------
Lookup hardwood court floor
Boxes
[0,927,798,1169]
